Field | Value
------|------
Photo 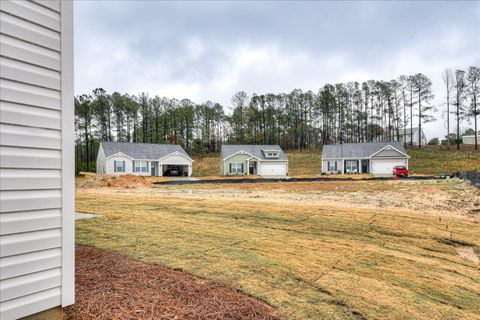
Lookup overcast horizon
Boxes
[75,1,480,140]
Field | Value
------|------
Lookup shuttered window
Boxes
[114,160,125,173]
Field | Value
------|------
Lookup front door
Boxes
[249,162,256,175]
[151,162,156,176]
[361,159,369,174]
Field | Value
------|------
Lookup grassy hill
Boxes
[406,145,479,174]
[192,146,478,177]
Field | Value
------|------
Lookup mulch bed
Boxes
[64,246,280,320]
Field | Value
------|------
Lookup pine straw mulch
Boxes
[64,246,280,320]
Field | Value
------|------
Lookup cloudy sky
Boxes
[74,1,479,139]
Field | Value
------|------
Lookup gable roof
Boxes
[221,145,287,161]
[322,141,408,159]
[101,142,191,160]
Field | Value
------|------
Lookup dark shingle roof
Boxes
[101,142,191,160]
[322,141,407,159]
[221,145,287,161]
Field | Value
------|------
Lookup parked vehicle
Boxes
[393,165,409,177]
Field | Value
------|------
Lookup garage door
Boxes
[371,158,407,174]
[259,162,287,176]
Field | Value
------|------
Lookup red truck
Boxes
[393,165,409,178]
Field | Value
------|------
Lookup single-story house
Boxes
[321,141,410,175]
[462,134,480,145]
[97,142,193,176]
[220,145,288,176]
[396,127,427,146]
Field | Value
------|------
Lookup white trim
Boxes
[61,0,74,307]
[105,151,135,160]
[158,151,192,162]
[369,145,410,158]
[223,150,261,161]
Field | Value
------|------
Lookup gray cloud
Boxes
[74,0,480,139]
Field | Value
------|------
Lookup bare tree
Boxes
[453,70,467,150]
[467,66,480,149]
[442,69,454,149]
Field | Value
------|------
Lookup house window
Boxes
[345,160,358,173]
[114,160,125,173]
[265,151,279,158]
[133,160,148,173]
[328,161,337,172]
[230,163,243,174]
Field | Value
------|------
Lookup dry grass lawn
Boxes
[76,179,480,320]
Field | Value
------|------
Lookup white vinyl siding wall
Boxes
[0,1,74,319]
[106,155,133,174]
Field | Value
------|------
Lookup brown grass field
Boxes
[75,177,480,320]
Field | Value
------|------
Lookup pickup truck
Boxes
[393,165,409,178]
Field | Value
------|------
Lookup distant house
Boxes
[462,134,480,145]
[220,145,288,176]
[321,142,410,175]
[397,127,427,146]
[97,142,193,176]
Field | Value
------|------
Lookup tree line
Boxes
[75,67,480,171]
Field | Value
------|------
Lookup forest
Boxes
[75,67,479,172]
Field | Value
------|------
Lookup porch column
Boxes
[359,159,362,174]
[246,159,249,175]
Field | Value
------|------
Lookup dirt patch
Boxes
[64,246,280,320]
[76,174,152,189]
[456,247,480,264]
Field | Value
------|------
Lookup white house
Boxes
[0,1,75,319]
[397,127,427,146]
[97,142,193,177]
[321,142,410,176]
[462,134,480,145]
[220,145,288,177]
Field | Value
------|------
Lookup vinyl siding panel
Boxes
[0,209,62,235]
[32,0,61,13]
[0,34,61,71]
[0,1,60,31]
[96,144,106,173]
[0,102,61,130]
[0,56,61,90]
[0,11,60,51]
[0,1,73,318]
[0,287,61,320]
[0,169,62,190]
[0,248,62,280]
[0,229,62,257]
[0,190,61,213]
[0,268,61,302]
[0,146,61,169]
[0,79,61,110]
[0,123,61,149]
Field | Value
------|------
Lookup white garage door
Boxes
[371,158,407,174]
[259,162,287,176]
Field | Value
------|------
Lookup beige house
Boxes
[220,145,288,177]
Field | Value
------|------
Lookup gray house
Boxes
[322,142,409,175]
[220,145,288,176]
[397,127,427,146]
[97,142,193,177]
